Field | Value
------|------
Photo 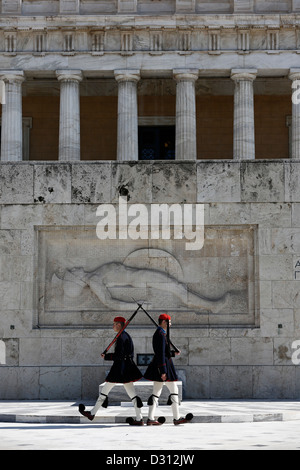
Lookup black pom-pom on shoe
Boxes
[158,416,166,424]
[126,417,144,426]
[79,403,85,413]
[78,403,95,421]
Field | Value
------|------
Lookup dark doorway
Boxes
[138,125,175,160]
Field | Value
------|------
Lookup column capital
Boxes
[114,69,140,83]
[56,70,83,82]
[173,68,199,82]
[231,69,257,82]
[0,70,24,83]
[289,68,300,81]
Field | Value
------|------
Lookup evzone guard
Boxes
[144,313,193,425]
[79,315,144,426]
[79,308,193,425]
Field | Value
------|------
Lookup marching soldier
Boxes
[79,316,144,425]
[144,313,193,425]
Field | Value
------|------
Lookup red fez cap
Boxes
[159,314,171,321]
[114,316,126,323]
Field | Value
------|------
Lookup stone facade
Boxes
[1,1,300,400]
[1,160,300,400]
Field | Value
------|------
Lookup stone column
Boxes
[56,70,83,161]
[289,68,300,159]
[115,69,140,161]
[173,69,198,160]
[0,71,24,161]
[231,69,257,160]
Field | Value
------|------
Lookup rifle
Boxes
[132,298,180,354]
[101,303,143,356]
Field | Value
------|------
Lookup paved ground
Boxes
[1,400,300,451]
[1,399,300,424]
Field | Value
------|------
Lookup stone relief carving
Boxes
[52,259,230,313]
[36,225,257,327]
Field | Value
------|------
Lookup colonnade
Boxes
[0,68,300,161]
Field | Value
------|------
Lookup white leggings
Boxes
[90,382,143,421]
[148,381,180,420]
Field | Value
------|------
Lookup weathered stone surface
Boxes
[39,367,81,400]
[0,164,33,204]
[1,0,299,16]
[231,337,273,365]
[111,161,153,203]
[253,366,296,399]
[260,308,294,337]
[210,366,253,399]
[34,164,72,203]
[0,204,44,229]
[0,161,300,399]
[1,0,300,406]
[197,161,241,202]
[71,162,112,203]
[0,366,39,399]
[240,161,285,202]
[189,337,231,365]
[285,162,300,203]
[19,338,62,366]
[152,161,197,203]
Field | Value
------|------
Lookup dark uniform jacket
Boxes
[104,330,142,384]
[144,326,178,382]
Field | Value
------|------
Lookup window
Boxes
[138,125,175,160]
[138,117,175,160]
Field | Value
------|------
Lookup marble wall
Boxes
[2,0,300,15]
[1,160,300,399]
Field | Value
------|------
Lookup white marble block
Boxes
[176,0,196,13]
[233,0,254,12]
[1,0,22,14]
[292,0,300,11]
[59,0,79,14]
[118,0,137,13]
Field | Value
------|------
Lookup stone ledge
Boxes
[0,159,299,204]
[2,1,300,17]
